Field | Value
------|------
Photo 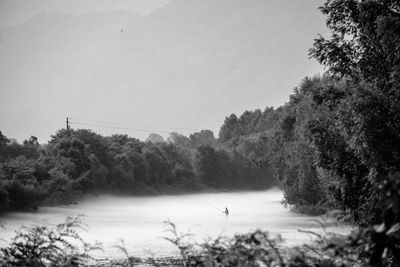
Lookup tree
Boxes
[146,133,165,144]
[23,136,39,146]
[1,156,43,210]
[309,0,400,225]
[219,114,239,142]
[310,0,400,172]
[0,184,9,212]
[168,132,192,148]
[189,130,216,148]
[310,0,400,84]
[53,138,91,179]
[0,131,9,147]
[196,145,231,188]
[143,145,169,188]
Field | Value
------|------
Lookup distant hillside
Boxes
[0,0,327,142]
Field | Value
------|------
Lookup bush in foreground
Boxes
[160,221,400,267]
[1,217,399,266]
[0,216,100,267]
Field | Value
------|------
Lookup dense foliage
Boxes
[0,129,276,213]
[1,211,399,267]
[0,216,100,266]
[98,220,398,267]
[160,220,400,267]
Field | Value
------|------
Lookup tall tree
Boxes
[309,0,400,224]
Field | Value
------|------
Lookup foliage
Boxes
[310,0,400,84]
[0,216,101,267]
[1,216,399,267]
[305,0,400,225]
[162,221,400,267]
[146,133,165,144]
[0,128,276,212]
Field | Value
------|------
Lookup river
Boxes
[0,189,351,259]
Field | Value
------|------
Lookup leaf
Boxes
[373,223,385,233]
[386,223,400,236]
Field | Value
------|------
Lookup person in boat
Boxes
[224,207,229,215]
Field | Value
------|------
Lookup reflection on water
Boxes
[0,189,351,259]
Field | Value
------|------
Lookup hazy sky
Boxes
[0,0,328,142]
[0,0,171,26]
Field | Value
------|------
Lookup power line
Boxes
[70,117,203,132]
[69,121,173,134]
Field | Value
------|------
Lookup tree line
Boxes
[0,128,276,212]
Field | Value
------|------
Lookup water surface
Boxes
[0,189,350,259]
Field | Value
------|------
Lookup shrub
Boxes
[162,221,400,267]
[0,216,101,267]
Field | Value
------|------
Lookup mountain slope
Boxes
[0,0,327,142]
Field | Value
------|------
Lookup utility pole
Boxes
[66,117,70,132]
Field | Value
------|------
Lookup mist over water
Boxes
[0,189,351,259]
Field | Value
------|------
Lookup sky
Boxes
[0,0,170,26]
[0,0,328,143]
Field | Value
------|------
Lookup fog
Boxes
[0,189,350,259]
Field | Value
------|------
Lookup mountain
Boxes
[0,0,328,142]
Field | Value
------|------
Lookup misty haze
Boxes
[1,0,399,266]
[1,190,349,259]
